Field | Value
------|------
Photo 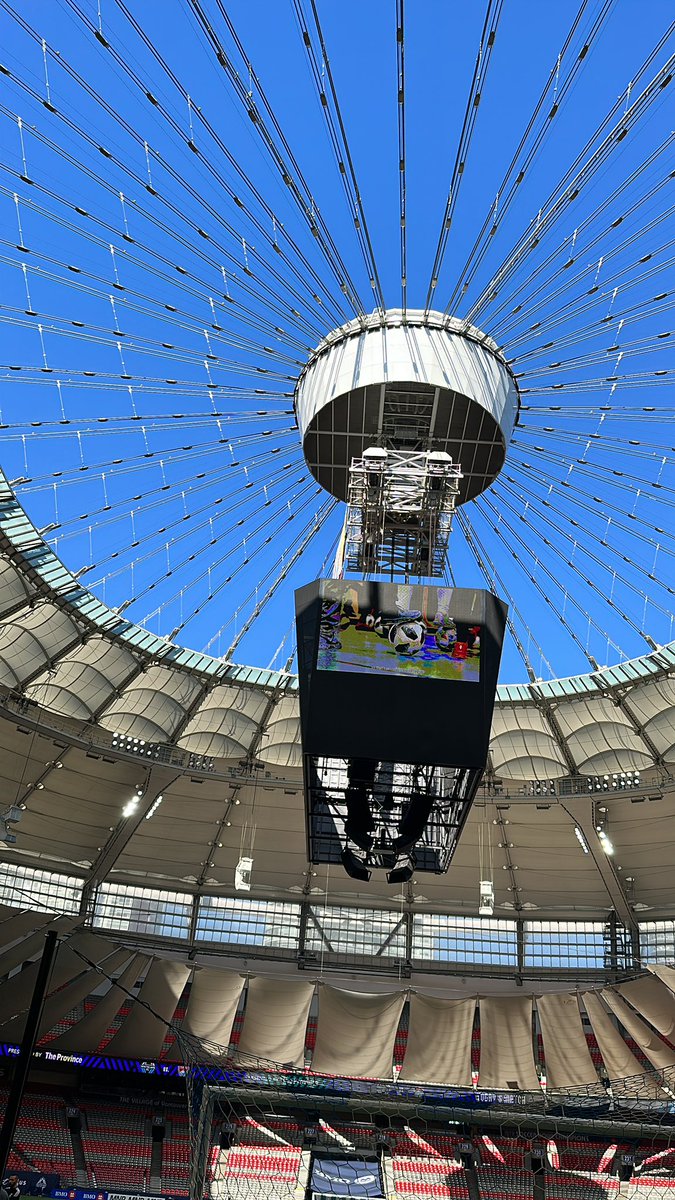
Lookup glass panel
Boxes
[0,863,82,915]
[306,905,406,958]
[196,896,300,950]
[639,920,675,963]
[93,883,192,938]
[523,920,606,969]
[412,915,517,965]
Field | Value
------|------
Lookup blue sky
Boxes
[0,0,672,681]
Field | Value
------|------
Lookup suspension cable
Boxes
[424,0,504,313]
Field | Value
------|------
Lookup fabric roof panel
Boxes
[49,952,150,1053]
[177,684,270,759]
[311,986,404,1079]
[99,665,204,741]
[25,638,138,720]
[536,993,599,1088]
[0,604,81,688]
[477,996,540,1091]
[602,988,675,1071]
[182,967,244,1046]
[236,976,314,1067]
[104,959,190,1058]
[399,995,475,1086]
[618,975,675,1040]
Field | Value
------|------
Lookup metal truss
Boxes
[304,754,482,876]
[343,448,461,579]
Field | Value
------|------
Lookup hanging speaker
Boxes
[347,758,378,789]
[393,791,435,851]
[341,845,371,882]
[344,784,374,851]
[386,857,415,884]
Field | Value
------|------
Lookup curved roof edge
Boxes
[0,467,672,704]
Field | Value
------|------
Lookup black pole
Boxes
[0,929,59,1180]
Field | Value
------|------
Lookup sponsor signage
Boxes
[310,1159,382,1198]
[51,1190,105,1200]
[3,1174,59,1194]
[49,1192,188,1200]
[0,1044,186,1078]
[108,1194,188,1200]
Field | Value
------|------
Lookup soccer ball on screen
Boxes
[389,619,425,656]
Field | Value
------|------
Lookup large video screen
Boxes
[295,581,507,770]
[317,580,481,682]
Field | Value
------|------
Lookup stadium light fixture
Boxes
[574,826,589,854]
[145,794,163,820]
[122,787,144,819]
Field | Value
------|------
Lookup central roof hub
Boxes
[294,309,519,505]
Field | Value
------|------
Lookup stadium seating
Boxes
[209,1117,307,1200]
[476,1165,533,1198]
[4,1091,76,1179]
[391,1156,470,1198]
[480,1135,529,1169]
[161,1110,191,1195]
[543,1170,620,1198]
[80,1101,153,1190]
[9,1087,675,1200]
[212,1145,304,1198]
[556,1141,617,1173]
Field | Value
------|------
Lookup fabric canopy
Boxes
[400,994,475,1086]
[104,958,190,1058]
[0,917,78,981]
[50,952,150,1053]
[0,909,54,948]
[311,986,405,1079]
[182,966,243,1046]
[477,995,540,1091]
[536,992,599,1088]
[236,976,314,1067]
[648,963,675,997]
[602,988,675,1071]
[0,931,115,1028]
[581,990,645,1085]
[0,947,134,1043]
[618,974,675,1041]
